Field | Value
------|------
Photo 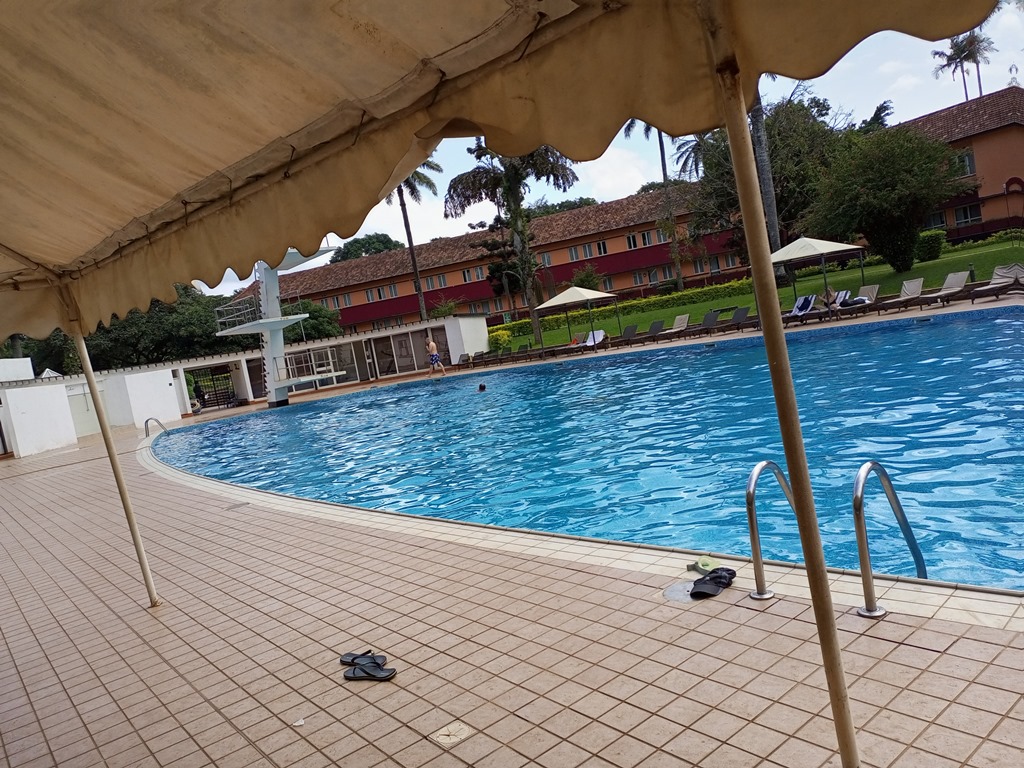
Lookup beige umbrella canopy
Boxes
[0,3,996,766]
[536,286,620,348]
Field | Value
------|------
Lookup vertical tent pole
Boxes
[713,59,860,768]
[859,252,866,286]
[587,301,597,353]
[72,329,161,608]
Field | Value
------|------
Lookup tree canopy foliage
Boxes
[281,300,342,344]
[803,128,972,271]
[524,196,597,218]
[329,233,403,263]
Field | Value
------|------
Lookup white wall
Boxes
[123,370,181,427]
[445,316,489,360]
[67,381,102,437]
[0,358,34,383]
[0,384,77,457]
[101,375,134,428]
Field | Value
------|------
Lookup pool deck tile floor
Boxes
[2,424,1023,768]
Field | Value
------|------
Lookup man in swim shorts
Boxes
[426,337,446,377]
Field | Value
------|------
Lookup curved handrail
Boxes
[143,417,169,438]
[745,460,796,600]
[852,461,928,618]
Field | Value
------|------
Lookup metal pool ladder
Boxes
[144,418,168,437]
[745,459,927,617]
[852,460,927,618]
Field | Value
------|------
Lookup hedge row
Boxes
[500,278,754,337]
[942,228,1024,254]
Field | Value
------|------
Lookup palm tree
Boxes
[962,30,997,96]
[672,131,713,180]
[444,139,577,343]
[932,35,971,102]
[386,155,442,321]
[749,80,782,254]
[623,119,685,290]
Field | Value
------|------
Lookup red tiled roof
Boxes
[899,85,1023,143]
[254,186,695,299]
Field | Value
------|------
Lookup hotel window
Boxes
[625,233,638,249]
[597,240,608,255]
[365,289,375,302]
[662,265,675,281]
[954,203,982,226]
[568,246,580,262]
[602,277,614,292]
[437,274,448,288]
[462,269,472,282]
[954,148,976,177]
[330,296,341,309]
[925,210,947,229]
[425,276,435,290]
[693,258,706,274]
[475,266,486,280]
[319,298,328,307]
[709,255,721,274]
[581,243,594,259]
[641,230,654,247]
[541,252,552,267]
[656,229,669,244]
[495,297,504,311]
[342,293,352,307]
[388,284,398,298]
[725,253,739,268]
[632,271,645,286]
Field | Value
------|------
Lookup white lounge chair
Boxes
[877,279,923,313]
[911,271,969,309]
[783,294,817,325]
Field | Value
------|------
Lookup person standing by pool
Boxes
[426,337,445,377]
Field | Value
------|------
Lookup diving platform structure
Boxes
[215,250,344,407]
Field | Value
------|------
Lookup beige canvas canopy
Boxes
[0,4,996,766]
[537,286,620,347]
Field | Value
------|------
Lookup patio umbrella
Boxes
[771,237,866,302]
[536,286,619,352]
[0,3,997,765]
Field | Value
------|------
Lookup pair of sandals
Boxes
[340,650,397,681]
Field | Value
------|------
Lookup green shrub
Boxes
[913,229,946,262]
[488,329,512,351]
[942,228,1024,254]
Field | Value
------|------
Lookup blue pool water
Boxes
[154,308,1024,590]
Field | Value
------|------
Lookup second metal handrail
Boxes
[852,460,928,618]
[143,417,168,438]
[745,460,797,601]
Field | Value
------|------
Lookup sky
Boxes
[204,6,1023,296]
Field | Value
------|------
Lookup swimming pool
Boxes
[154,307,1024,590]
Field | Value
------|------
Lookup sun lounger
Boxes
[802,290,850,323]
[680,310,722,338]
[470,350,497,368]
[610,324,638,348]
[655,314,690,342]
[511,343,533,362]
[782,295,817,326]
[711,305,756,333]
[911,271,970,309]
[634,320,665,345]
[877,278,923,313]
[970,263,1024,302]
[549,331,589,357]
[454,353,473,370]
[834,284,879,318]
[581,329,608,350]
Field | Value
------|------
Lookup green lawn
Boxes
[510,241,1024,349]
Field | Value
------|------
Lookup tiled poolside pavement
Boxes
[2,428,1023,768]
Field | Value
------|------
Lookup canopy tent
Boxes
[536,286,620,351]
[0,4,996,766]
[771,237,866,302]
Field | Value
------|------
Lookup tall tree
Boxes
[623,119,685,290]
[932,35,971,102]
[444,139,577,343]
[673,131,714,181]
[803,127,973,272]
[329,233,402,263]
[962,30,997,96]
[386,155,443,321]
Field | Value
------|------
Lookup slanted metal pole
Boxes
[73,330,161,608]
[706,27,859,768]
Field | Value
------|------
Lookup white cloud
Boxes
[574,145,659,200]
[876,59,910,75]
[889,74,924,91]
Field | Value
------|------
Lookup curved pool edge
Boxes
[139,436,1024,631]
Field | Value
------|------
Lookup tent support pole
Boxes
[716,66,860,767]
[73,330,161,609]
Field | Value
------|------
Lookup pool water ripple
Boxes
[154,311,1024,590]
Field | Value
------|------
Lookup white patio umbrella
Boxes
[0,4,996,765]
[771,237,866,302]
[535,286,619,352]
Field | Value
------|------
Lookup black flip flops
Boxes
[340,649,397,681]
[689,567,737,599]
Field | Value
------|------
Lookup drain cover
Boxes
[429,721,474,747]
